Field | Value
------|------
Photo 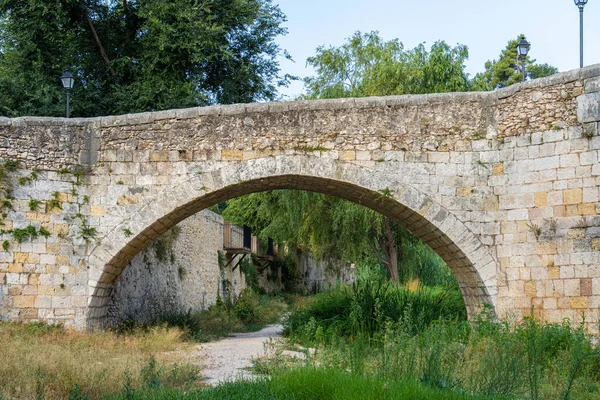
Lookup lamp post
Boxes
[574,0,588,68]
[60,71,74,118]
[516,37,531,82]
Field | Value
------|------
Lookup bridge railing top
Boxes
[1,64,598,128]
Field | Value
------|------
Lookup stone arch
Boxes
[87,155,498,328]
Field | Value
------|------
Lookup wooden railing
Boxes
[223,222,246,250]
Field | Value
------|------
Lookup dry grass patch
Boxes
[0,322,200,399]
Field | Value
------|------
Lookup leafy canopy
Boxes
[0,0,293,117]
[303,31,470,99]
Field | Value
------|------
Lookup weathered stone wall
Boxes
[295,254,355,293]
[0,65,598,331]
[107,210,229,323]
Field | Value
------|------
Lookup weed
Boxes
[46,192,62,211]
[527,223,542,239]
[3,160,19,172]
[581,125,595,139]
[377,187,393,200]
[117,180,124,185]
[472,130,485,140]
[39,227,51,238]
[28,198,42,211]
[2,240,8,251]
[82,195,90,204]
[79,222,98,242]
[2,199,13,210]
[178,266,188,280]
[294,144,329,153]
[123,228,133,238]
[476,160,489,169]
[11,225,40,243]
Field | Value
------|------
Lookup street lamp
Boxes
[516,37,531,82]
[60,71,74,118]
[574,0,588,68]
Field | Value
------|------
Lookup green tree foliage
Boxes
[470,35,558,91]
[0,0,293,117]
[222,190,454,286]
[303,31,470,99]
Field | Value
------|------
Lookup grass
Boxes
[0,322,199,399]
[277,306,600,400]
[283,276,466,344]
[101,366,500,400]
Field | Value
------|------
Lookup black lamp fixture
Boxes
[60,71,74,118]
[574,0,588,68]
[516,37,531,82]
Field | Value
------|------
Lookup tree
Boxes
[0,0,293,117]
[303,31,470,99]
[470,35,558,91]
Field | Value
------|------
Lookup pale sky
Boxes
[274,0,600,99]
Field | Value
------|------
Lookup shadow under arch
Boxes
[86,156,497,329]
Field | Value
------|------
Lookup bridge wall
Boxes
[0,65,598,331]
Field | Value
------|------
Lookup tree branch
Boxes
[84,11,116,76]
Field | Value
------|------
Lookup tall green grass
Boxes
[100,366,503,400]
[283,275,466,344]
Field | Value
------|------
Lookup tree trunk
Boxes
[383,217,399,284]
[84,11,116,76]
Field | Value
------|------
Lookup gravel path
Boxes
[195,324,283,386]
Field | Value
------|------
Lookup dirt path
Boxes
[194,324,283,386]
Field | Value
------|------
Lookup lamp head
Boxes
[517,37,531,58]
[60,71,74,90]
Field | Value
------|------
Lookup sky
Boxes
[273,0,600,99]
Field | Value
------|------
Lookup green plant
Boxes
[28,198,42,211]
[581,125,596,139]
[117,180,124,185]
[3,160,19,172]
[123,228,133,238]
[293,144,329,153]
[2,240,9,251]
[476,160,489,169]
[2,199,13,210]
[11,225,40,243]
[39,227,51,238]
[177,266,187,280]
[528,223,542,239]
[79,222,98,242]
[47,192,62,211]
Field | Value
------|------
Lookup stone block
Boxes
[534,192,548,207]
[570,297,589,309]
[581,278,593,296]
[149,151,169,162]
[90,205,105,217]
[578,203,596,215]
[577,92,600,123]
[585,76,600,93]
[117,196,139,206]
[13,295,34,308]
[563,188,583,205]
[221,150,243,161]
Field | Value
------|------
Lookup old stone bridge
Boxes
[0,66,599,331]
